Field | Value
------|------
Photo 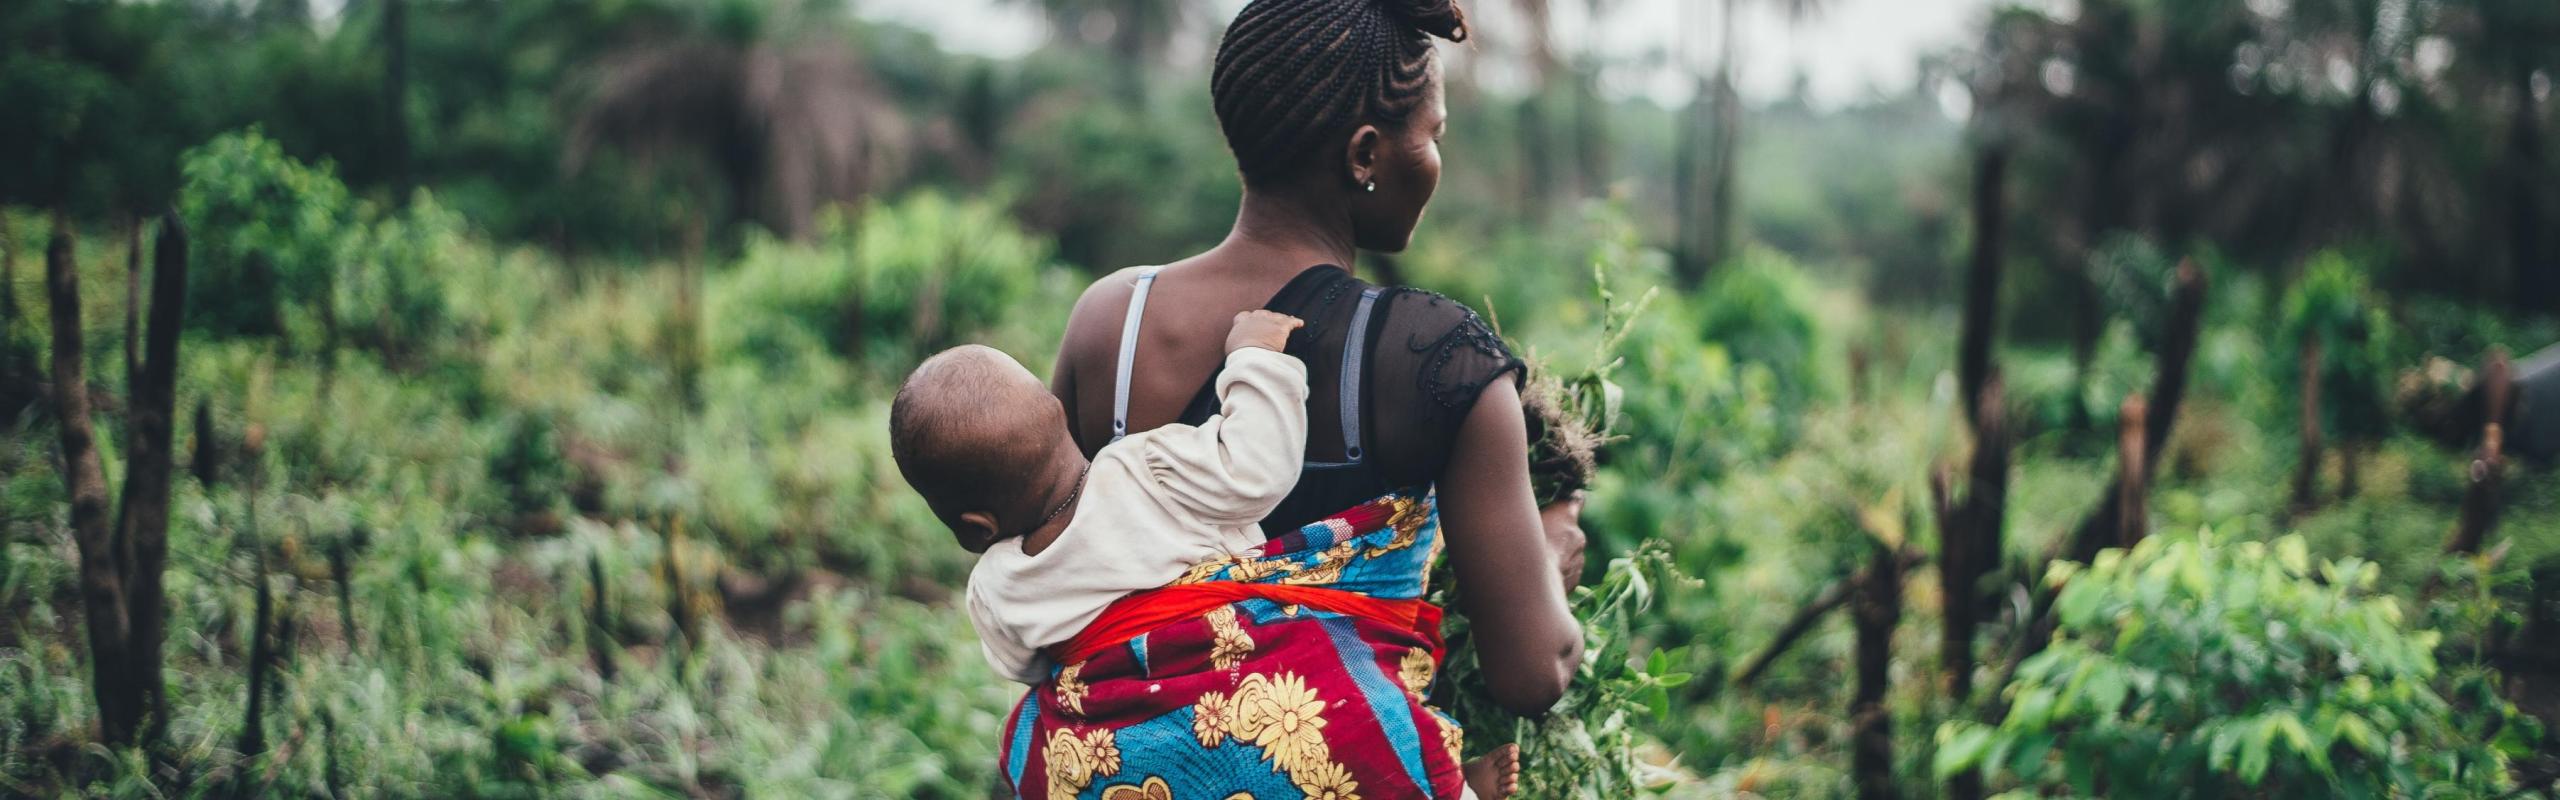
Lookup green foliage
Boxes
[334,193,467,361]
[178,129,354,339]
[1443,544,1695,798]
[1695,247,1833,409]
[1936,533,2528,798]
[707,190,1057,374]
[2281,251,2395,440]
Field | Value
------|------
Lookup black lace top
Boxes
[1174,265,1525,535]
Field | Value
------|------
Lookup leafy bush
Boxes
[178,128,354,339]
[707,190,1056,374]
[2281,252,2394,441]
[1695,247,1832,408]
[1936,532,2529,797]
[180,129,472,362]
[334,193,468,361]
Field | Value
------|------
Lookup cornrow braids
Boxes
[1212,0,1469,185]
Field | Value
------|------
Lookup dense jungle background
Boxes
[4,0,2560,796]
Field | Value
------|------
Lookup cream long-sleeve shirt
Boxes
[965,346,1308,684]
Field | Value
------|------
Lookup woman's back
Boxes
[1054,262,1521,534]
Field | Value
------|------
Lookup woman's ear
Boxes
[1344,124,1384,190]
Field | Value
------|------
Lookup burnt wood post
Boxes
[1851,539,1903,800]
[2293,337,2325,514]
[119,213,187,745]
[2115,396,2150,547]
[2068,258,2203,563]
[1959,145,2009,424]
[48,223,139,746]
[2448,349,2512,556]
[45,214,189,749]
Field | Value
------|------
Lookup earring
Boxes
[1364,180,1377,193]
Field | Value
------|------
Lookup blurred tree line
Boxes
[4,0,2552,327]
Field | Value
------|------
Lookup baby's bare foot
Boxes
[1462,743,1519,799]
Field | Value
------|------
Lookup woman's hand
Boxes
[1539,492,1588,592]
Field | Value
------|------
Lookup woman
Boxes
[1000,0,1585,797]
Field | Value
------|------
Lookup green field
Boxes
[7,0,2560,796]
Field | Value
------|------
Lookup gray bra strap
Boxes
[1336,288,1383,462]
[1110,267,1163,443]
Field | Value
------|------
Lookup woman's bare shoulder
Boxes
[1060,266,1158,351]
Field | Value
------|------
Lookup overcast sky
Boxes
[854,0,2009,109]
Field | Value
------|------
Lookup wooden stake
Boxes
[1851,540,1902,800]
[2449,349,2512,556]
[2293,336,2325,514]
[2116,395,2149,548]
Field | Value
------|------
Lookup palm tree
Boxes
[1006,0,1188,101]
[563,8,908,240]
[1673,0,1826,284]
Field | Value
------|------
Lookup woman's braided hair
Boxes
[1211,0,1468,185]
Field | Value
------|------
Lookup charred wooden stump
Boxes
[1851,541,1903,800]
[2116,396,2150,548]
[2293,337,2325,515]
[2449,349,2513,556]
[1959,146,2009,425]
[46,212,190,750]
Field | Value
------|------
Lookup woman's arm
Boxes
[1438,377,1584,716]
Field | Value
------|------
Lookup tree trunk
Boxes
[192,397,221,489]
[1940,375,2008,800]
[237,560,273,761]
[1518,98,1555,222]
[1940,375,2008,699]
[1704,0,1740,269]
[1672,74,1710,287]
[2,213,17,322]
[2070,258,2203,560]
[589,551,617,682]
[114,214,187,747]
[2115,395,2149,548]
[1851,540,1901,800]
[2292,336,2324,514]
[1997,262,2204,707]
[1733,547,1927,689]
[384,0,412,205]
[1960,146,2009,422]
[48,223,143,747]
[124,217,141,385]
[2449,348,2512,556]
[2511,63,2549,313]
[1573,64,1608,199]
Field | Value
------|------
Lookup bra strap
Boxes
[1337,288,1382,461]
[1110,267,1163,443]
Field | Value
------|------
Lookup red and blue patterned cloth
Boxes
[998,493,1466,800]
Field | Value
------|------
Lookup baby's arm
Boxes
[1140,311,1310,524]
[966,583,1050,684]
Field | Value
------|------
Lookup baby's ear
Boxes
[955,511,1002,553]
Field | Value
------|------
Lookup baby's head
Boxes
[889,345,1078,553]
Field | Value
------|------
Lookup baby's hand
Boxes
[1226,310,1304,354]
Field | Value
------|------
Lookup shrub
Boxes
[1695,248,1832,407]
[335,193,467,362]
[707,190,1055,375]
[177,129,353,339]
[2280,252,2394,442]
[1936,532,2529,797]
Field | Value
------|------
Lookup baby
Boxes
[889,310,1520,799]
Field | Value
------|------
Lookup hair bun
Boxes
[1376,0,1468,42]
